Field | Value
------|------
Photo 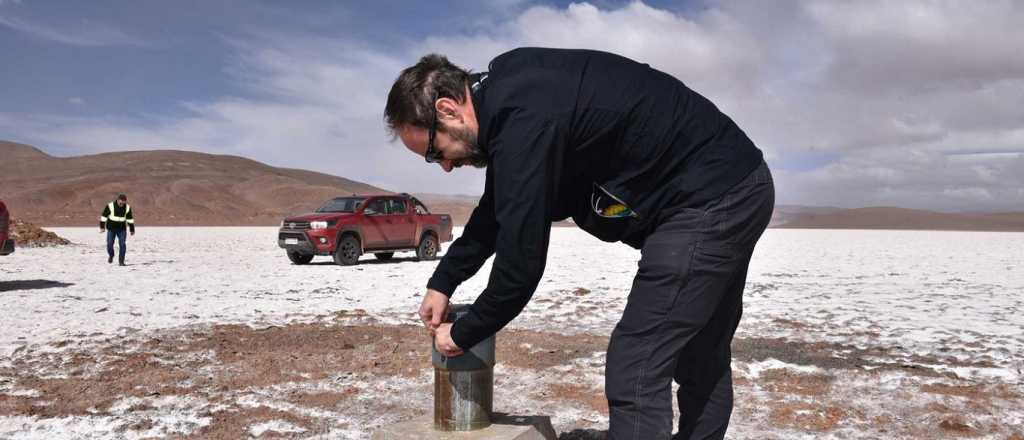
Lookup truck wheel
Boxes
[374,252,394,261]
[334,235,361,266]
[416,234,438,261]
[287,251,313,265]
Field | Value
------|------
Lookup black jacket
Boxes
[428,48,763,349]
[100,202,135,233]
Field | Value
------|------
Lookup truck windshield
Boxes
[316,197,366,213]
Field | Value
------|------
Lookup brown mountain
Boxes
[1,141,390,226]
[769,204,844,227]
[777,206,1024,231]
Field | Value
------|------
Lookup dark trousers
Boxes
[606,162,774,440]
[106,228,127,263]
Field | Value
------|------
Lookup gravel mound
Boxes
[10,219,71,247]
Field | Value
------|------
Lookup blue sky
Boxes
[0,1,503,118]
[2,0,1023,211]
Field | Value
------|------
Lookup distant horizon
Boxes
[4,138,1021,217]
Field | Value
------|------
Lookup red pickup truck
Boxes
[278,194,453,265]
[1,200,14,256]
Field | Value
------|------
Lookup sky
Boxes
[1,0,1023,212]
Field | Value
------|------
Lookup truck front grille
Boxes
[282,220,311,230]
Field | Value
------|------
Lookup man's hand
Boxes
[418,289,450,334]
[130,230,135,236]
[434,323,463,357]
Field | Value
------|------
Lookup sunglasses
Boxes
[424,96,444,164]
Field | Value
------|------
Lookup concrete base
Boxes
[371,413,557,440]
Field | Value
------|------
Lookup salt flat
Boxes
[1,227,1022,439]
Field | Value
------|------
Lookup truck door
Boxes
[386,198,417,247]
[361,198,389,247]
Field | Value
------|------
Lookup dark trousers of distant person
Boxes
[106,228,127,264]
[605,162,775,440]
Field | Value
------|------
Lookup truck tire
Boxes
[334,235,361,266]
[374,252,394,261]
[287,251,313,265]
[416,234,438,261]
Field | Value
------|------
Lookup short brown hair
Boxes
[384,54,470,137]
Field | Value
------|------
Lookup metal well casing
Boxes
[433,367,493,431]
[432,305,495,431]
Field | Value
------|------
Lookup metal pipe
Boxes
[432,304,495,431]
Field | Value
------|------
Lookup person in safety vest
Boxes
[100,193,135,266]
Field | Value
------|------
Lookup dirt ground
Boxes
[1,311,1021,439]
[9,220,70,248]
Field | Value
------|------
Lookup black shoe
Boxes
[108,256,113,264]
[118,260,126,266]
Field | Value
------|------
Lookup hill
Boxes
[776,206,1024,232]
[0,141,389,226]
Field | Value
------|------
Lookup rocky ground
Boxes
[9,220,70,248]
[1,312,1021,439]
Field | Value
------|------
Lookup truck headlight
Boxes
[310,221,328,230]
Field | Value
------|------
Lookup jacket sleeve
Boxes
[427,167,498,296]
[450,115,562,349]
[126,207,135,233]
[100,205,110,229]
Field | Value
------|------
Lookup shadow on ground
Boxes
[306,256,424,266]
[357,256,424,265]
[132,259,177,266]
[559,429,608,440]
[0,280,75,292]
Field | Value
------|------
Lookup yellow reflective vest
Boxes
[100,202,134,228]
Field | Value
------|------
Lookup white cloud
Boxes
[406,1,1024,210]
[67,97,84,105]
[776,150,1024,211]
[3,1,1023,211]
[417,2,765,96]
[805,0,1024,87]
[0,15,146,47]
